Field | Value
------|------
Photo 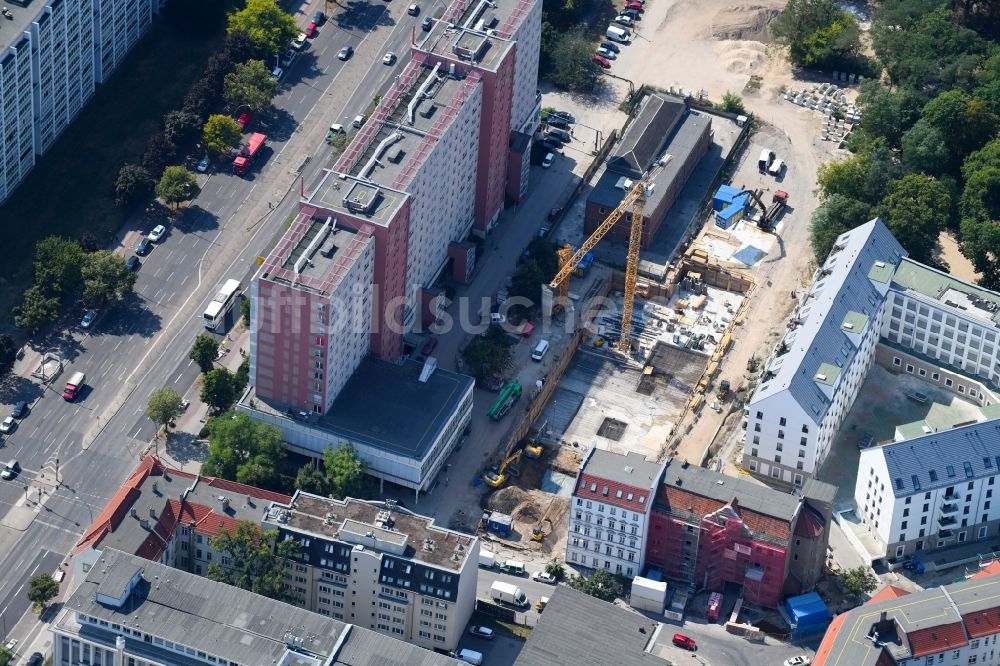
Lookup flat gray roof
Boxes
[892,257,1000,327]
[0,3,36,56]
[514,586,668,666]
[263,493,475,571]
[261,216,372,297]
[307,171,408,224]
[417,22,514,71]
[249,357,474,462]
[581,450,663,489]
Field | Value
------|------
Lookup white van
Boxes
[531,339,550,361]
[768,158,785,176]
[606,25,630,43]
[455,649,483,665]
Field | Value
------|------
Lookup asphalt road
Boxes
[0,0,445,651]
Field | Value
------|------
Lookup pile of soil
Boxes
[515,502,541,523]
[488,487,528,515]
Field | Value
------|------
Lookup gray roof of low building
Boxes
[581,450,664,488]
[60,549,460,666]
[749,218,907,425]
[872,418,1000,497]
[607,94,686,177]
[662,461,801,522]
[514,586,668,666]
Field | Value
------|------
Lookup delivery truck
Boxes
[479,552,496,569]
[490,581,528,608]
[63,371,86,401]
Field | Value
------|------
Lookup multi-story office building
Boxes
[565,449,664,579]
[856,414,1000,561]
[744,218,1000,487]
[72,455,292,586]
[54,548,460,666]
[646,461,834,608]
[0,0,163,204]
[414,0,542,234]
[742,219,906,485]
[262,492,478,652]
[814,562,1000,665]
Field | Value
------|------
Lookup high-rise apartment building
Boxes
[0,0,164,204]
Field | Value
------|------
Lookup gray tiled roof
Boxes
[871,419,1000,497]
[514,586,667,666]
[607,94,686,177]
[663,462,801,522]
[749,218,906,424]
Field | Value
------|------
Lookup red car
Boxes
[305,22,318,37]
[421,337,438,356]
[593,54,611,69]
[624,1,643,10]
[672,634,696,651]
[236,112,251,129]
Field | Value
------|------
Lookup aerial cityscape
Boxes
[0,0,998,664]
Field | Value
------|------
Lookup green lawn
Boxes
[0,18,224,325]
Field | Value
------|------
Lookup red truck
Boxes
[233,133,267,176]
[706,592,723,622]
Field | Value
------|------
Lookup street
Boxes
[0,0,449,654]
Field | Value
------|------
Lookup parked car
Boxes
[197,154,211,173]
[148,224,166,242]
[593,54,612,68]
[408,3,420,14]
[292,32,308,49]
[312,10,326,24]
[383,51,397,65]
[784,657,811,666]
[305,21,318,37]
[339,45,354,60]
[547,115,570,128]
[0,416,15,433]
[546,127,571,143]
[468,625,495,639]
[270,66,283,80]
[11,401,27,418]
[614,14,634,25]
[421,16,433,30]
[599,40,620,53]
[672,634,696,650]
[1,460,19,480]
[125,256,141,271]
[625,1,643,11]
[540,136,563,152]
[135,238,151,256]
[595,46,617,60]
[281,49,297,67]
[531,570,556,584]
[621,8,640,19]
[541,152,554,168]
[549,110,576,123]
[26,653,44,666]
[421,337,438,356]
[81,309,97,329]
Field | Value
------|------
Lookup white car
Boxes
[147,224,166,242]
[542,152,554,168]
[595,47,617,60]
[81,309,97,329]
[292,33,307,49]
[468,625,494,639]
[614,14,633,25]
[531,570,556,584]
[270,66,283,80]
[784,657,811,666]
[0,416,15,433]
[383,52,397,65]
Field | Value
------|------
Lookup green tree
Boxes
[207,521,300,601]
[227,0,299,59]
[27,573,60,610]
[808,194,873,261]
[241,296,251,325]
[855,82,923,148]
[544,560,566,580]
[817,142,901,205]
[295,463,328,495]
[203,114,244,156]
[549,29,599,91]
[773,0,862,69]
[203,412,286,489]
[34,235,85,297]
[922,90,998,160]
[509,259,546,308]
[81,250,138,306]
[115,164,154,207]
[878,173,952,263]
[323,444,374,500]
[840,566,879,596]
[0,646,12,666]
[147,386,185,433]
[0,334,17,376]
[14,285,61,331]
[901,119,951,177]
[201,367,236,412]
[462,325,513,381]
[224,60,278,112]
[156,166,199,209]
[567,569,622,602]
[527,238,560,279]
[720,91,746,114]
[190,334,220,373]
[163,110,202,146]
[330,132,349,161]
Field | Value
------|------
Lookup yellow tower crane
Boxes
[546,179,647,353]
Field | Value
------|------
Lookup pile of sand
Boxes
[714,41,768,74]
[487,487,528,515]
[701,4,781,42]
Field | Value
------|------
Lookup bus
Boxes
[204,279,242,330]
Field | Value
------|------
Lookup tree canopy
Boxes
[203,114,244,156]
[81,250,138,306]
[227,0,299,59]
[190,334,219,373]
[566,569,623,602]
[877,174,953,264]
[462,324,513,381]
[27,573,60,609]
[115,164,154,208]
[840,566,879,596]
[224,60,278,112]
[147,386,185,432]
[203,412,286,489]
[772,0,865,71]
[548,29,600,92]
[207,521,300,602]
[156,166,199,208]
[201,367,237,413]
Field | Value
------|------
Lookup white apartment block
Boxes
[262,493,479,652]
[565,448,664,578]
[743,219,906,485]
[857,415,1000,561]
[0,0,164,204]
